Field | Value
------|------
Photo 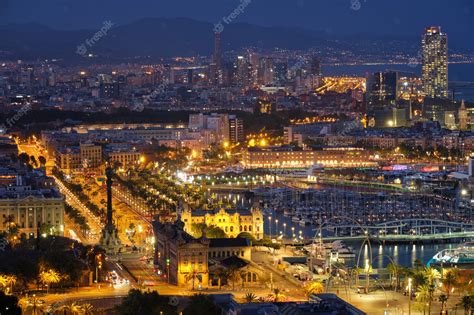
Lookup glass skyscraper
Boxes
[422,26,448,99]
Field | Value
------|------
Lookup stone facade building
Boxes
[181,207,264,240]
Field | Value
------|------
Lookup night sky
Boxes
[0,0,473,46]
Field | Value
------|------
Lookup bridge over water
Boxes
[282,218,474,245]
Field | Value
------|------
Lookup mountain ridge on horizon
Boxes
[0,17,468,62]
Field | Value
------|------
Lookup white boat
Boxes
[429,242,474,267]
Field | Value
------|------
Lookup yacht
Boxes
[428,242,474,268]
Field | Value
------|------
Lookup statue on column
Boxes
[99,166,122,254]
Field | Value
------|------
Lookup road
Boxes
[53,175,102,243]
[17,142,55,172]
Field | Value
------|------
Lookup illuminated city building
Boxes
[213,32,222,68]
[371,107,408,128]
[257,57,274,85]
[366,71,398,106]
[459,100,468,130]
[422,26,448,99]
[153,215,261,288]
[181,207,264,240]
[234,56,251,86]
[56,142,102,174]
[0,176,65,237]
[310,56,322,77]
[188,113,230,142]
[242,146,375,169]
[105,146,141,167]
[229,115,244,145]
[208,237,252,261]
[153,216,210,287]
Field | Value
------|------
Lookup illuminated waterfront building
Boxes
[242,146,375,169]
[422,26,448,99]
[153,215,258,288]
[153,216,210,287]
[181,207,264,240]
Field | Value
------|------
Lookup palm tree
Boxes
[3,215,18,243]
[80,303,94,315]
[438,294,448,313]
[244,292,258,303]
[305,281,325,299]
[5,275,16,294]
[442,268,459,299]
[24,296,45,315]
[239,270,248,288]
[458,295,473,315]
[59,302,82,315]
[412,269,428,291]
[416,284,435,315]
[424,267,441,285]
[227,267,240,291]
[0,275,8,291]
[39,268,61,293]
[387,262,401,291]
[270,288,286,302]
[185,269,199,290]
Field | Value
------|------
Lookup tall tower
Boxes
[213,32,222,68]
[99,166,122,254]
[422,26,448,99]
[310,57,322,77]
[459,100,468,130]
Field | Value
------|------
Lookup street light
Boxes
[268,216,272,238]
[365,259,371,294]
[408,277,412,315]
[283,223,287,238]
[275,219,279,236]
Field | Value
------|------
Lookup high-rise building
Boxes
[257,57,274,85]
[459,100,468,130]
[310,57,322,76]
[235,56,250,86]
[273,62,288,85]
[248,52,259,84]
[229,115,244,145]
[99,82,120,98]
[213,32,222,68]
[366,71,399,106]
[422,26,448,99]
[188,113,230,142]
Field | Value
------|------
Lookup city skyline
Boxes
[0,2,473,314]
